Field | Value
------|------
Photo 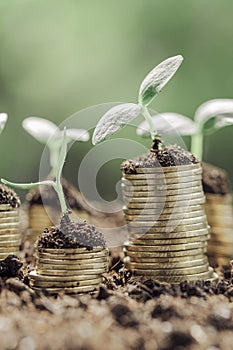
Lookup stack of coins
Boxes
[0,204,20,259]
[29,246,109,294]
[122,163,218,283]
[25,204,54,244]
[25,205,90,244]
[205,193,233,266]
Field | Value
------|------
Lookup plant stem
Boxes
[190,130,204,160]
[53,181,67,214]
[142,106,157,141]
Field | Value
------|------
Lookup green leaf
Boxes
[23,117,58,144]
[1,178,54,190]
[137,112,197,137]
[138,55,183,107]
[58,128,90,142]
[0,113,8,134]
[194,99,233,134]
[92,103,141,145]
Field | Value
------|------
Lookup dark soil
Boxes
[0,184,20,208]
[37,213,106,250]
[0,251,233,349]
[121,145,198,174]
[0,255,22,279]
[26,177,91,212]
[202,162,231,195]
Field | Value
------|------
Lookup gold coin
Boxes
[205,194,232,204]
[128,222,209,235]
[122,178,201,189]
[0,211,18,219]
[122,186,203,197]
[37,261,108,270]
[0,204,15,211]
[124,247,207,258]
[123,175,201,185]
[129,264,209,276]
[37,256,108,265]
[129,235,209,246]
[0,240,21,247]
[30,270,100,280]
[30,278,102,288]
[122,171,202,180]
[126,216,208,228]
[129,228,209,240]
[209,235,233,245]
[125,253,207,263]
[209,227,233,235]
[37,247,108,255]
[123,165,201,176]
[207,243,233,254]
[0,229,19,236]
[126,164,201,174]
[30,270,102,281]
[32,285,96,294]
[123,191,204,201]
[123,204,204,215]
[127,198,205,209]
[0,223,19,231]
[124,210,205,222]
[132,267,215,282]
[37,251,109,261]
[206,219,233,228]
[0,251,19,258]
[37,268,107,276]
[124,256,208,269]
[124,241,207,252]
[0,234,21,241]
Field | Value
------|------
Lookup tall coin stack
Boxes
[205,193,233,266]
[29,246,109,294]
[122,163,218,283]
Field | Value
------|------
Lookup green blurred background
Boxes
[0,0,233,201]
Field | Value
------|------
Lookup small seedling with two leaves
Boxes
[92,55,183,147]
[136,99,233,160]
[23,117,89,177]
[2,128,70,216]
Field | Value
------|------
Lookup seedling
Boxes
[136,99,233,160]
[191,99,233,159]
[92,55,183,146]
[1,129,69,215]
[0,113,8,135]
[23,117,89,176]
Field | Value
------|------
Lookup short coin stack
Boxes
[122,163,218,283]
[25,204,55,244]
[0,204,21,259]
[205,193,233,266]
[29,246,109,294]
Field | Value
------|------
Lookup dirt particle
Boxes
[0,184,20,208]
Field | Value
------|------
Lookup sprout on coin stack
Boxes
[2,129,108,294]
[0,114,21,259]
[92,55,218,283]
[22,117,92,244]
[141,100,233,266]
[191,100,233,266]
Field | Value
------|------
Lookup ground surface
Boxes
[0,251,233,350]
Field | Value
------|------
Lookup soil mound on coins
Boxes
[0,184,20,208]
[37,214,106,250]
[0,255,23,279]
[121,145,198,174]
[202,162,231,195]
[26,177,91,212]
